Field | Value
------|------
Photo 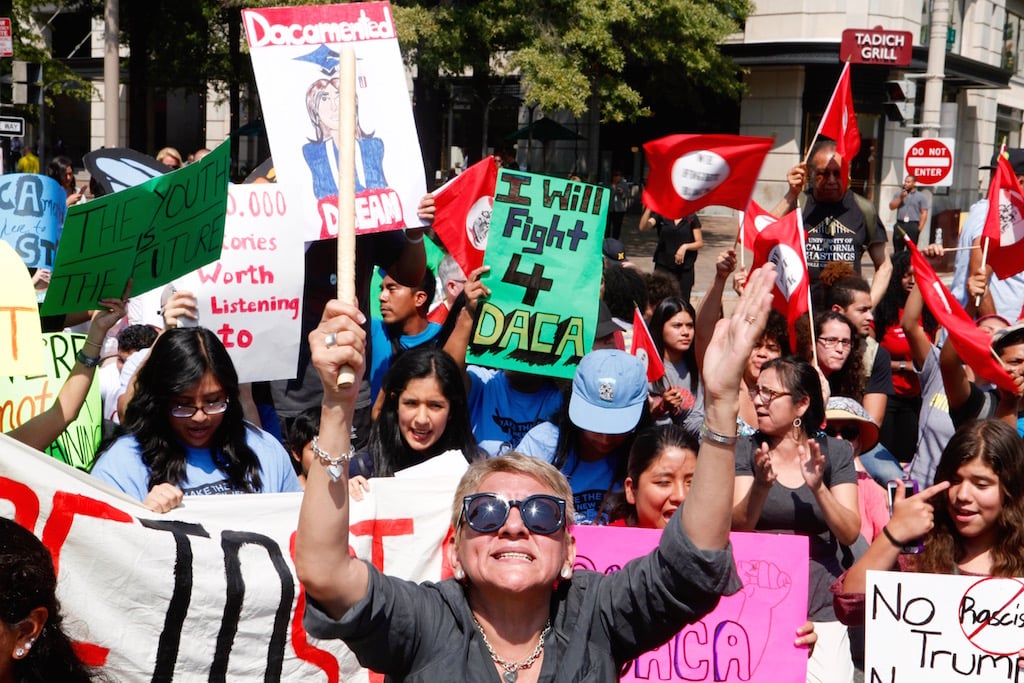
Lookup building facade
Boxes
[726,0,1019,232]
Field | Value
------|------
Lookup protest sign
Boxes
[172,184,305,383]
[0,433,455,681]
[0,241,45,376]
[41,141,230,316]
[0,173,66,269]
[866,570,1024,682]
[467,169,607,379]
[243,2,427,241]
[0,432,811,682]
[1,334,101,469]
[574,526,809,682]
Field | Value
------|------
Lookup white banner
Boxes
[866,570,1024,682]
[0,433,455,682]
[243,2,427,241]
[175,184,305,383]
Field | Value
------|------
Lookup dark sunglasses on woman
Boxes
[460,493,566,535]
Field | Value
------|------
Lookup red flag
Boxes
[982,152,1024,280]
[816,62,861,161]
[906,237,1017,393]
[740,198,778,252]
[752,210,809,345]
[630,307,665,383]
[642,134,773,220]
[430,157,499,275]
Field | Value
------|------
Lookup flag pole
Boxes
[798,210,818,368]
[738,211,746,270]
[336,47,357,388]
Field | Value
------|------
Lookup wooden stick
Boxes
[336,47,357,388]
[940,245,979,253]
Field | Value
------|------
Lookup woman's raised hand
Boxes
[702,263,776,403]
[309,300,366,407]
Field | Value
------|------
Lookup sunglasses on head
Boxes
[825,425,860,441]
[460,493,566,535]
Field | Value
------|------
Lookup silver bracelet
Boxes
[700,423,738,446]
[311,435,353,482]
[404,231,424,244]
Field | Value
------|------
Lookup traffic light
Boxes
[12,61,43,106]
[884,79,916,124]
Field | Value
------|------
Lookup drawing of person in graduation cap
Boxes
[299,45,388,202]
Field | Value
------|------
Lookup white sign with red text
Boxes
[174,184,304,383]
[904,137,955,187]
[243,2,427,241]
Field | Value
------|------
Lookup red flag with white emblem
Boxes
[739,198,778,252]
[751,210,809,345]
[642,134,773,220]
[982,152,1024,280]
[430,157,499,276]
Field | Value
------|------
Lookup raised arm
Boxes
[684,264,775,550]
[294,300,371,619]
[638,206,656,232]
[441,265,491,396]
[9,294,126,451]
[868,242,892,308]
[694,249,737,368]
[900,284,933,369]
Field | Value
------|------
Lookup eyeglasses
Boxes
[169,399,229,419]
[817,336,853,350]
[825,425,860,441]
[748,386,792,405]
[460,493,566,535]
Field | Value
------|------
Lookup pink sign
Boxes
[573,526,809,682]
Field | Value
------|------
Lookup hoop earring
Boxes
[793,417,802,429]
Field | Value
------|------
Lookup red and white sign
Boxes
[840,27,913,66]
[0,19,12,58]
[904,137,955,187]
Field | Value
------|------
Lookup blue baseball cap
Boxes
[569,350,648,434]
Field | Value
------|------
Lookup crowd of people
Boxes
[2,138,1024,682]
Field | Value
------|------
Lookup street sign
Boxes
[0,19,12,58]
[904,137,955,187]
[0,116,24,137]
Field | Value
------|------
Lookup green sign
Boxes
[1,333,102,470]
[41,141,231,315]
[467,169,607,378]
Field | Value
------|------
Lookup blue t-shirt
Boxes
[467,366,562,456]
[517,421,620,525]
[91,425,303,502]
[368,318,442,400]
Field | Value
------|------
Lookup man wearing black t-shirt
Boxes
[772,138,892,303]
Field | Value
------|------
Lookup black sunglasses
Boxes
[825,425,860,441]
[461,493,566,535]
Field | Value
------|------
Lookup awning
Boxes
[721,41,1012,90]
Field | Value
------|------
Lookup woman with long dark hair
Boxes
[814,311,865,401]
[836,420,1024,619]
[647,296,702,430]
[90,328,301,512]
[0,518,100,682]
[349,346,479,484]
